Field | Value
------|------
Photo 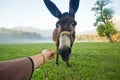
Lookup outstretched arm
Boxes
[30,49,55,69]
[0,49,55,80]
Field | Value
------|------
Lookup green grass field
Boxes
[0,42,120,80]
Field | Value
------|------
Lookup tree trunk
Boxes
[106,34,113,43]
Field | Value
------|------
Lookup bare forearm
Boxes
[30,53,45,69]
[30,50,55,69]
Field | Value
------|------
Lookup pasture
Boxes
[0,42,120,80]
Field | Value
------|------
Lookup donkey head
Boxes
[44,0,79,67]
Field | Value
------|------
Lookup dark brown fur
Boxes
[44,0,80,67]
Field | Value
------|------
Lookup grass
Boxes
[0,42,120,80]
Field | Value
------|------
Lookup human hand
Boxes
[41,49,55,62]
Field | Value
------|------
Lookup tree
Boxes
[91,0,117,43]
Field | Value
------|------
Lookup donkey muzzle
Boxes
[58,31,72,61]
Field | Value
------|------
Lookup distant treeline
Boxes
[76,31,120,42]
[1,28,119,43]
[0,28,50,43]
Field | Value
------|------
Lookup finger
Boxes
[49,54,55,59]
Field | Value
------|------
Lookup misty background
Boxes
[0,0,120,43]
[0,16,119,43]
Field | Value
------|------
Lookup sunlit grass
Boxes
[0,42,120,80]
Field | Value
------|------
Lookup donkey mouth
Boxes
[58,47,71,62]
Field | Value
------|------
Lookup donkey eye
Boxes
[71,21,77,27]
[56,23,61,28]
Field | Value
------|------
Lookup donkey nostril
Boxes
[61,34,64,36]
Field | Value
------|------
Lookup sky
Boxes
[0,0,120,32]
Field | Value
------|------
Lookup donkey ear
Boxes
[44,0,62,18]
[69,0,80,15]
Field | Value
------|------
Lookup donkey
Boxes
[44,0,80,67]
